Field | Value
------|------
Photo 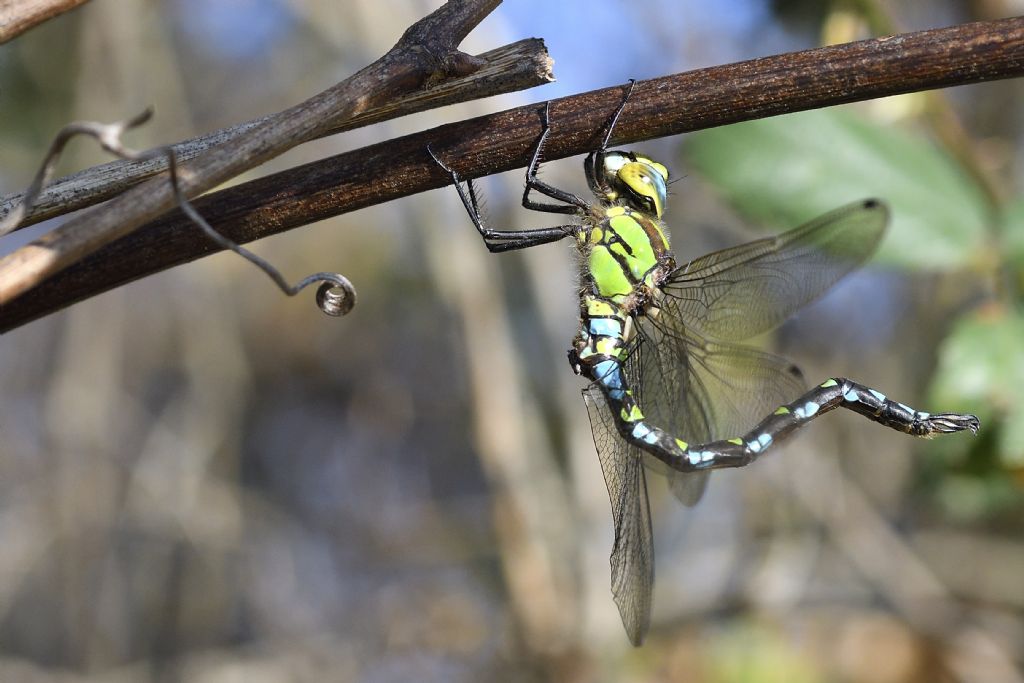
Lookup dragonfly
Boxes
[428,82,980,646]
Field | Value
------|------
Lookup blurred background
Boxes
[1,0,1023,681]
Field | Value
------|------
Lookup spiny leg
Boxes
[597,79,636,152]
[521,79,638,213]
[599,372,980,473]
[521,101,589,214]
[426,145,576,253]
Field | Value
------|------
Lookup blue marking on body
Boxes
[747,432,773,454]
[897,402,914,414]
[631,422,650,440]
[643,430,659,445]
[918,411,930,418]
[588,318,622,338]
[844,390,859,403]
[869,389,887,402]
[593,359,626,401]
[687,451,701,466]
[795,401,820,419]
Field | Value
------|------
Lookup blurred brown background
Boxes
[1,1,1022,681]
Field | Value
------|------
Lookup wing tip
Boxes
[614,595,652,647]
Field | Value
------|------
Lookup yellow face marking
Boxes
[606,206,626,217]
[617,165,664,217]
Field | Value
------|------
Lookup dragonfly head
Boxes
[592,151,670,218]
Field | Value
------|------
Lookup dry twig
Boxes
[0,0,90,43]
[0,0,512,309]
[0,38,552,231]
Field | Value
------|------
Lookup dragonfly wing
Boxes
[625,332,715,507]
[666,469,710,507]
[662,199,888,342]
[634,318,807,498]
[583,382,654,646]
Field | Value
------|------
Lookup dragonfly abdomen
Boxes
[582,363,981,473]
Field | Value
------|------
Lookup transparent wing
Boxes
[637,318,807,439]
[632,322,806,501]
[662,199,888,342]
[580,200,886,641]
[583,383,653,646]
[628,200,886,500]
[624,333,711,506]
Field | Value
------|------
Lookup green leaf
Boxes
[683,107,990,269]
[930,306,1024,467]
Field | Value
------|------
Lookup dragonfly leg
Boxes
[597,79,636,151]
[593,367,980,473]
[521,101,590,214]
[522,79,638,213]
[427,145,577,252]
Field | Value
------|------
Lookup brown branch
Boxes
[2,16,1023,332]
[0,0,504,306]
[0,0,90,43]
[0,38,553,231]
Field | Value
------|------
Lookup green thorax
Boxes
[580,204,675,306]
[577,151,676,308]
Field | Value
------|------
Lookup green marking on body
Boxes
[608,214,656,280]
[728,438,743,445]
[774,406,790,415]
[674,438,689,451]
[820,378,839,388]
[595,337,618,356]
[590,246,633,298]
[620,404,644,422]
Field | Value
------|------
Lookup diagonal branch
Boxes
[0,0,505,305]
[0,37,553,231]
[2,16,1023,332]
[0,0,91,43]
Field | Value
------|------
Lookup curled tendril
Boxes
[312,274,358,316]
[2,108,357,318]
[0,108,156,238]
[161,146,357,316]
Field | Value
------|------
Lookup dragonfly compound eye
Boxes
[617,160,669,218]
